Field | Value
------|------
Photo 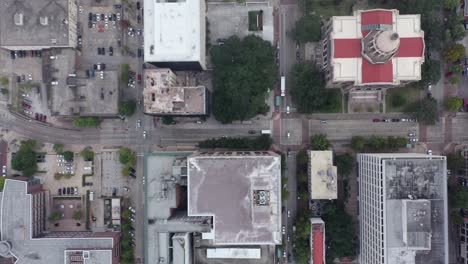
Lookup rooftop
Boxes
[143,0,205,68]
[310,218,325,264]
[381,155,448,264]
[143,68,206,115]
[330,9,425,86]
[309,151,337,200]
[0,0,75,48]
[0,180,115,264]
[187,152,282,245]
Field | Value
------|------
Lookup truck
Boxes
[280,76,285,97]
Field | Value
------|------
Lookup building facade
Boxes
[321,9,425,92]
[357,153,448,264]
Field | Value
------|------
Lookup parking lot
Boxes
[101,151,132,197]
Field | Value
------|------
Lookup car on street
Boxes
[137,120,141,128]
[58,188,62,195]
[138,48,142,57]
[320,119,327,123]
[248,130,256,134]
[137,1,141,9]
[382,119,390,122]
[427,149,432,155]
[129,167,136,173]
[109,47,113,56]
[391,118,400,122]
[143,130,147,139]
[408,132,415,137]
[137,15,141,23]
[287,132,291,138]
[128,207,136,213]
[282,226,286,235]
[123,187,129,191]
[286,105,290,114]
[129,173,136,179]
[287,149,291,157]
[409,138,418,142]
[287,210,290,217]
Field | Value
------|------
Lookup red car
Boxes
[42,115,46,122]
[22,102,31,109]
[35,113,39,120]
[137,74,141,84]
[372,118,380,122]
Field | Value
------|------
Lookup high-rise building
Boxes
[357,153,448,264]
[143,0,206,70]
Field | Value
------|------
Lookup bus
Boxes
[280,76,285,97]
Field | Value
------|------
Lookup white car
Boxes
[143,130,147,139]
[2,165,6,177]
[408,133,415,137]
[100,71,104,80]
[427,149,433,155]
[78,5,82,13]
[409,138,418,142]
[96,13,101,21]
[137,120,141,128]
[287,210,291,218]
[128,207,136,213]
[282,226,286,235]
[287,132,291,138]
[286,105,290,114]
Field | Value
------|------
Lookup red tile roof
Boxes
[333,39,361,58]
[396,37,425,57]
[312,224,324,264]
[362,59,393,83]
[361,10,393,36]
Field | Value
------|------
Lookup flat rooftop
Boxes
[309,151,337,200]
[188,152,282,245]
[143,0,205,66]
[383,156,448,264]
[0,180,115,264]
[143,68,206,115]
[48,49,118,116]
[0,0,72,47]
[64,250,112,264]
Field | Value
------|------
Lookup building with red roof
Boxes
[322,9,425,90]
[310,218,325,264]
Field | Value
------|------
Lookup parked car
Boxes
[320,119,327,123]
[58,188,62,195]
[42,115,46,122]
[409,138,418,142]
[109,46,113,56]
[286,105,290,114]
[128,207,136,213]
[130,172,136,178]
[391,118,400,122]
[282,226,286,234]
[137,1,141,9]
[67,187,71,194]
[129,167,136,173]
[248,130,256,134]
[408,133,415,137]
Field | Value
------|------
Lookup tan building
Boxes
[308,151,337,200]
[143,68,209,116]
[0,0,78,50]
[322,9,425,91]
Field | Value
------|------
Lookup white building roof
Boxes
[309,151,337,200]
[206,248,261,259]
[143,0,205,68]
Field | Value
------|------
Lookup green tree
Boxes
[73,117,100,127]
[293,15,322,43]
[120,64,130,84]
[449,64,464,74]
[211,35,276,123]
[162,116,175,125]
[444,0,459,10]
[351,136,366,152]
[443,43,465,63]
[447,153,465,172]
[296,150,309,167]
[336,154,353,177]
[450,24,466,42]
[11,140,37,177]
[122,210,132,219]
[48,211,62,222]
[63,151,74,162]
[310,134,331,150]
[444,97,463,111]
[80,147,95,161]
[420,59,441,86]
[122,166,131,177]
[297,172,308,185]
[290,63,325,113]
[391,93,406,108]
[407,97,439,125]
[0,177,5,190]
[119,100,136,117]
[0,76,9,86]
[449,76,461,84]
[53,143,64,154]
[368,136,387,151]
[451,188,468,208]
[73,210,82,220]
[119,148,135,166]
[281,188,290,201]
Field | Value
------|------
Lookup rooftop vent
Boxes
[82,251,90,259]
[40,16,48,26]
[14,13,23,26]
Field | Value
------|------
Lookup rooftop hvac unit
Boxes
[40,17,48,26]
[83,251,90,259]
[14,13,23,26]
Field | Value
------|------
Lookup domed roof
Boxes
[361,30,400,64]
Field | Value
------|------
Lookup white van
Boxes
[89,191,94,201]
[261,130,271,134]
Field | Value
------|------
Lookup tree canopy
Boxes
[119,147,136,166]
[290,63,340,113]
[53,143,64,154]
[198,135,272,150]
[73,117,100,127]
[11,140,37,177]
[444,0,459,9]
[407,97,439,125]
[336,154,353,177]
[63,151,74,162]
[119,100,136,117]
[420,59,441,86]
[351,136,366,152]
[211,35,276,123]
[444,97,463,111]
[447,153,465,172]
[443,43,466,63]
[293,15,322,43]
[48,211,62,222]
[80,147,95,161]
[310,134,331,150]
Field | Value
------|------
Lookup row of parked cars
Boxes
[10,50,42,59]
[373,118,417,123]
[58,187,79,195]
[97,47,113,56]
